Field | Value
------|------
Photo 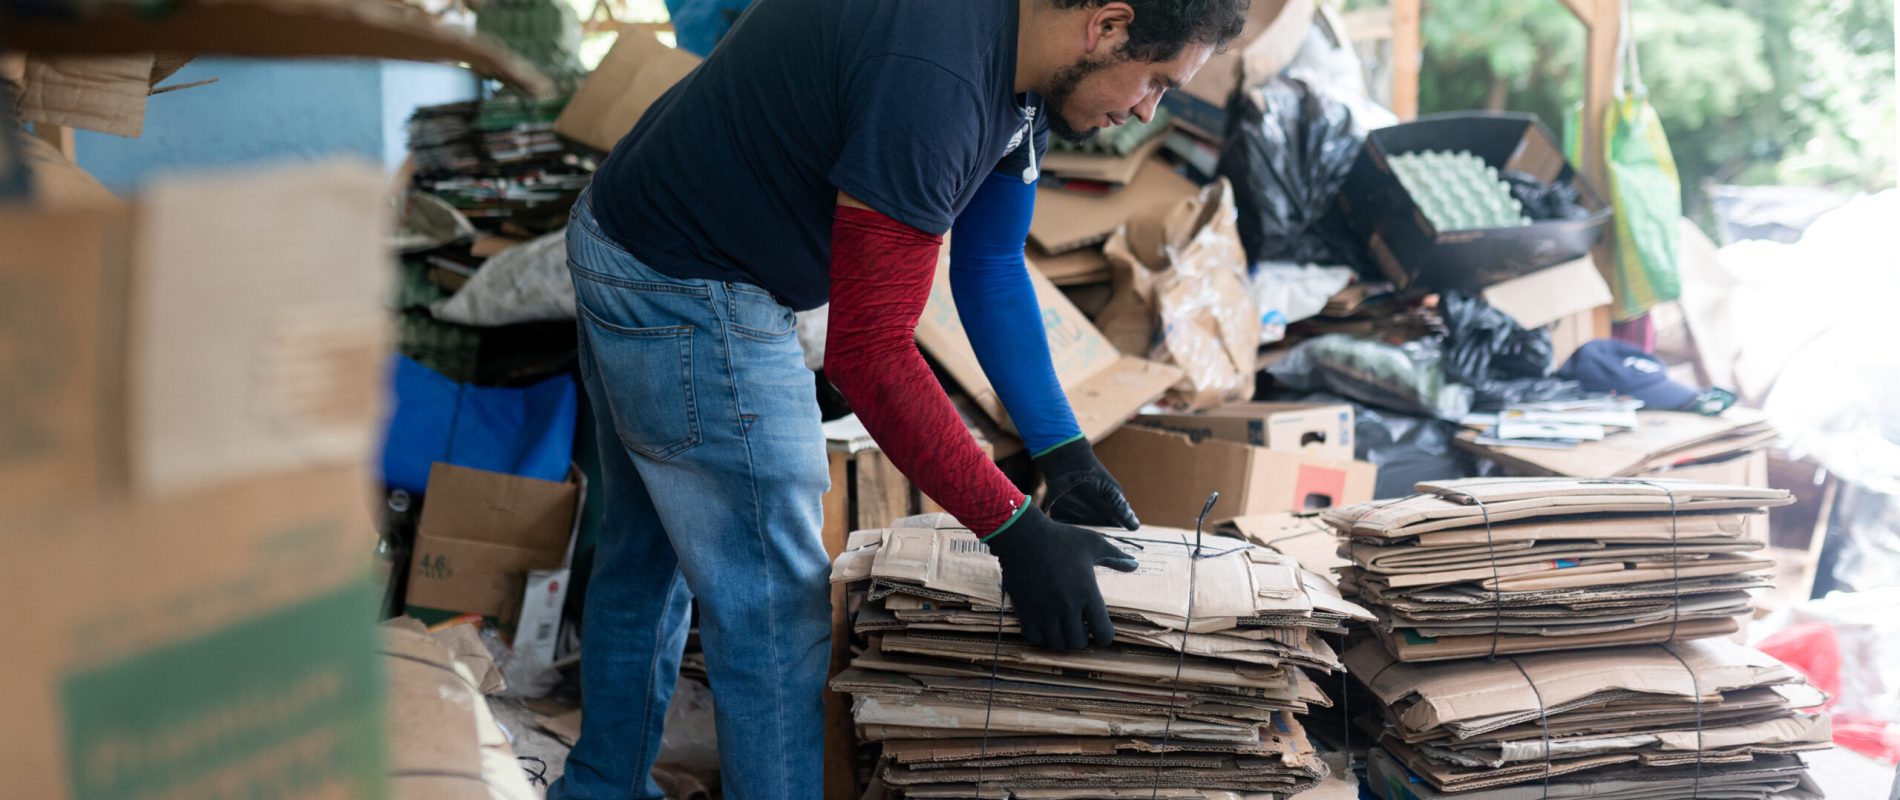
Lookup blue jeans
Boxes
[549,191,831,800]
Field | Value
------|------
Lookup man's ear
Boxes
[1083,2,1135,57]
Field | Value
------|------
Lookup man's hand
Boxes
[984,506,1140,650]
[1034,437,1140,531]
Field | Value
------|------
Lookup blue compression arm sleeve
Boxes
[949,170,1084,456]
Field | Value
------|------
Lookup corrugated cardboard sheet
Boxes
[555,27,700,152]
[916,246,1181,444]
[16,54,156,138]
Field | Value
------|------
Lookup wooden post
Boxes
[820,450,857,800]
[852,450,913,531]
[1388,0,1421,120]
[1580,0,1623,337]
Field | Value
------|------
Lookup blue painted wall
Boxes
[75,57,479,194]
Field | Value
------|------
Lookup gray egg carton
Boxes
[1387,149,1530,232]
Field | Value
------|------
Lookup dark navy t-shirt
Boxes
[588,0,1049,312]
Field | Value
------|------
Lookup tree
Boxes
[1383,0,1895,226]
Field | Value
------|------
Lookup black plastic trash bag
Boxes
[1440,291,1581,409]
[1217,78,1365,267]
[1265,334,1473,420]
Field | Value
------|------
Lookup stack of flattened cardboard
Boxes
[1326,478,1793,662]
[829,514,1374,798]
[1454,409,1778,479]
[1349,638,1830,798]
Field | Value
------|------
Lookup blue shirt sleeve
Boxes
[949,168,1085,457]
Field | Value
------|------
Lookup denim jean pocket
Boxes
[578,307,703,460]
[727,284,796,342]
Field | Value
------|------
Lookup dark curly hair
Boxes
[1049,0,1252,63]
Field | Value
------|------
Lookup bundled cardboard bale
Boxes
[1324,478,1793,662]
[829,514,1374,798]
[1347,638,1830,797]
[1327,478,1828,800]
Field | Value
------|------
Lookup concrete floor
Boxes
[490,696,572,797]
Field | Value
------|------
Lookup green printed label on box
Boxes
[61,582,386,800]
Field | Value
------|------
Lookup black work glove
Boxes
[984,505,1140,650]
[1034,437,1140,531]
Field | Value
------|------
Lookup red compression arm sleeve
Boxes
[826,205,1028,535]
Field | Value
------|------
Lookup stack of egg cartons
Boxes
[1387,149,1531,231]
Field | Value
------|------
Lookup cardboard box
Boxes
[1137,402,1355,461]
[1164,0,1301,140]
[1038,132,1165,189]
[133,161,393,496]
[0,158,391,511]
[16,53,157,138]
[916,246,1181,445]
[405,463,582,632]
[1336,113,1613,292]
[1097,425,1375,529]
[1030,242,1112,286]
[10,0,549,93]
[1479,255,1613,330]
[1029,157,1197,255]
[0,159,393,799]
[0,466,387,800]
[555,27,701,153]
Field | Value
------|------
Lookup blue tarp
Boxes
[379,354,578,494]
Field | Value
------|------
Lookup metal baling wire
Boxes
[1437,486,1506,660]
[1151,491,1221,800]
[1581,479,1687,643]
[974,477,1153,796]
[1626,480,1685,643]
[973,558,1007,796]
[1658,643,1707,798]
[1505,657,1555,800]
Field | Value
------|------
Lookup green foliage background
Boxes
[1353,0,1895,229]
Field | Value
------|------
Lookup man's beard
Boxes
[1044,55,1112,143]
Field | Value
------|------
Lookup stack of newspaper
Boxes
[1349,638,1830,798]
[1324,478,1793,662]
[829,514,1374,798]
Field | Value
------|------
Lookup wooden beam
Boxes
[1582,0,1622,331]
[821,451,857,800]
[852,450,913,531]
[1557,0,1596,27]
[1581,0,1620,199]
[1388,0,1421,120]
